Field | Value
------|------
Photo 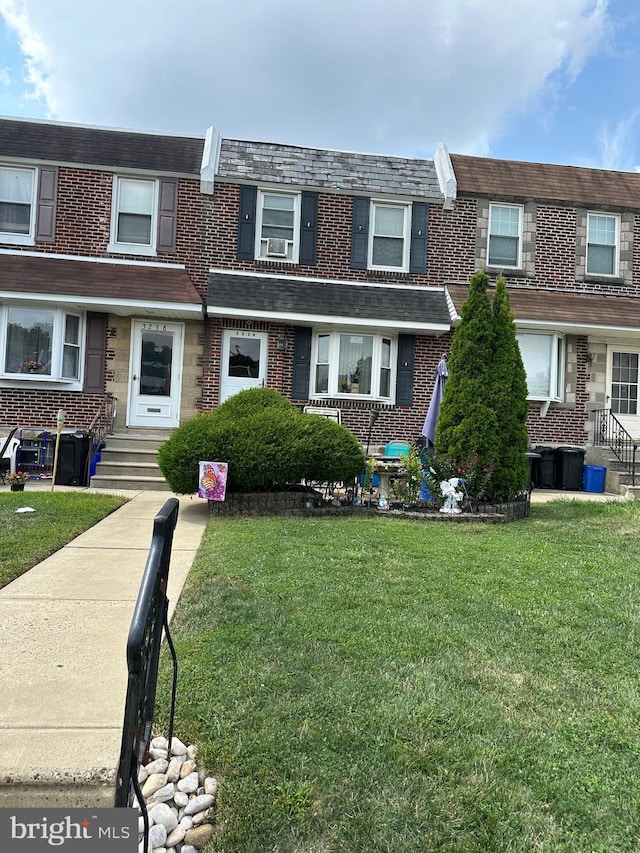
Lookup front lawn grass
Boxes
[0,491,127,588]
[158,501,640,852]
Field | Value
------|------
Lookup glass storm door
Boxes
[220,330,268,403]
[128,320,184,428]
[607,348,640,436]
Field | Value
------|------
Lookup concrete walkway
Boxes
[0,485,209,807]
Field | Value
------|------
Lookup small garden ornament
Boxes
[439,477,463,514]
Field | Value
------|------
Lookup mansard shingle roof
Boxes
[208,271,452,332]
[450,153,640,210]
[0,117,204,175]
[0,253,203,317]
[218,139,443,199]
[446,283,640,333]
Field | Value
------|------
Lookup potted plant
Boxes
[6,470,30,491]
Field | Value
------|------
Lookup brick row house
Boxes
[3,115,640,486]
[0,118,208,459]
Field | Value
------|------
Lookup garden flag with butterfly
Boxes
[198,461,228,501]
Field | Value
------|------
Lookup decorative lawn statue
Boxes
[440,477,463,514]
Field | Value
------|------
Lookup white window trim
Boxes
[108,175,158,256]
[310,330,397,402]
[586,211,620,277]
[0,304,85,390]
[0,164,37,247]
[255,189,301,263]
[368,200,411,272]
[516,331,565,403]
[487,202,523,269]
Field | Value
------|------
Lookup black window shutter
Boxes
[84,313,108,393]
[395,334,415,406]
[292,327,312,399]
[35,166,58,243]
[299,192,318,265]
[409,202,429,274]
[237,185,257,260]
[350,196,370,269]
[157,177,178,252]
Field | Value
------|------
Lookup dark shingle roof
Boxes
[450,153,640,210]
[0,253,203,316]
[0,117,204,174]
[218,140,442,199]
[208,271,451,331]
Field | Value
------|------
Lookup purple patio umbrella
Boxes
[422,355,449,447]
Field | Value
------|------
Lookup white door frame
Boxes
[606,345,640,437]
[127,319,184,428]
[220,329,268,403]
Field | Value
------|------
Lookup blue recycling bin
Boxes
[583,465,606,493]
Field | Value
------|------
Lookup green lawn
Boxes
[0,491,127,588]
[158,502,640,852]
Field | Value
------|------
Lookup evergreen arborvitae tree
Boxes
[436,270,499,470]
[490,276,530,498]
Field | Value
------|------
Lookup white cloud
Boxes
[595,111,640,171]
[0,0,608,156]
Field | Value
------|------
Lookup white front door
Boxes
[128,320,184,428]
[220,330,268,403]
[607,347,640,436]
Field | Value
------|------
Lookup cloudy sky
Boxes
[0,0,638,169]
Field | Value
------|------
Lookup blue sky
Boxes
[0,0,638,170]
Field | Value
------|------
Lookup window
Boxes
[1,305,84,385]
[256,190,300,262]
[517,332,565,401]
[611,352,638,415]
[312,332,395,399]
[587,212,618,276]
[0,166,35,245]
[369,201,410,271]
[109,177,157,253]
[488,203,522,268]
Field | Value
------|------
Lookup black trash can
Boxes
[533,446,556,488]
[54,430,91,486]
[554,446,586,490]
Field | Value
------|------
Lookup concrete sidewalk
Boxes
[0,486,209,807]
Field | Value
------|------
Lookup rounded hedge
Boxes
[157,388,365,494]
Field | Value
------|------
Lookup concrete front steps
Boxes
[89,431,172,491]
[586,446,640,498]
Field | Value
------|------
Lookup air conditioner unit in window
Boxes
[266,237,288,257]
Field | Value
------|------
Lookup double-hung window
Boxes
[369,201,410,271]
[110,177,157,253]
[256,190,300,262]
[0,165,35,245]
[587,212,618,276]
[517,332,565,401]
[1,305,84,386]
[313,332,395,400]
[488,203,522,268]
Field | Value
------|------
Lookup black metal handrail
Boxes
[86,393,117,484]
[592,408,637,486]
[114,497,180,850]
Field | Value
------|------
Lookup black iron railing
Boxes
[86,393,117,484]
[592,408,637,486]
[114,497,180,848]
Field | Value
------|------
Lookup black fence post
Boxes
[114,497,180,839]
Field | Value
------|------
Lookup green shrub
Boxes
[158,389,365,494]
